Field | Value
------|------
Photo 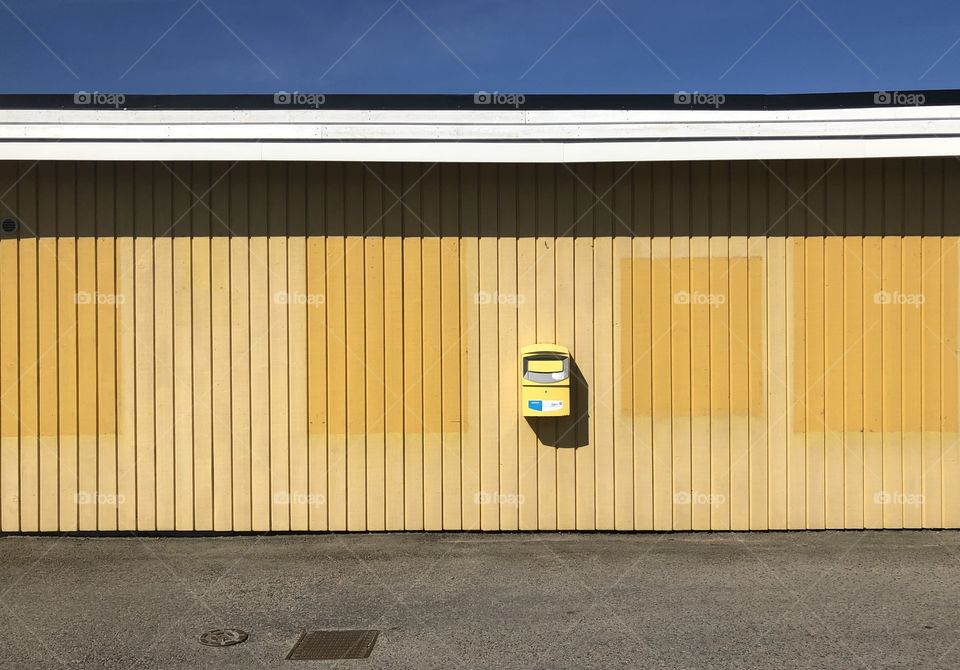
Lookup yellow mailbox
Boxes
[521,344,571,417]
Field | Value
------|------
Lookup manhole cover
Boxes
[286,630,379,660]
[199,628,248,647]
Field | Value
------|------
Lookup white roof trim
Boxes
[1,106,959,162]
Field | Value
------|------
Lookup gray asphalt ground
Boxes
[0,531,958,669]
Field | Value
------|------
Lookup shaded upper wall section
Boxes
[0,159,953,239]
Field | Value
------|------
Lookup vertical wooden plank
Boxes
[804,162,826,530]
[191,163,213,530]
[478,163,499,530]
[535,164,557,530]
[440,164,464,530]
[342,163,367,530]
[134,162,156,531]
[651,163,673,531]
[843,161,865,529]
[554,167,577,529]
[728,242,751,531]
[727,162,751,531]
[902,159,923,529]
[363,165,386,531]
[460,164,481,530]
[344,164,367,530]
[573,164,595,530]
[421,165,444,531]
[210,163,233,531]
[172,163,194,530]
[248,162,271,530]
[324,163,348,530]
[19,163,39,532]
[115,162,136,530]
[708,164,733,531]
[881,160,903,529]
[593,163,615,530]
[709,233,731,531]
[382,163,405,530]
[785,160,806,529]
[57,163,79,532]
[96,163,118,531]
[824,162,846,529]
[153,164,175,531]
[863,159,884,529]
[921,158,943,529]
[37,162,59,531]
[689,162,711,532]
[0,162,20,531]
[516,164,539,530]
[670,163,691,531]
[497,165,520,531]
[940,158,960,528]
[765,160,789,530]
[230,163,252,531]
[633,165,654,530]
[402,164,424,530]
[287,163,310,531]
[746,160,768,530]
[268,163,290,531]
[306,163,329,531]
[612,164,634,530]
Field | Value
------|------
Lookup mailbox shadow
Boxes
[526,360,589,449]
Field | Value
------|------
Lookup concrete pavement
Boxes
[0,531,958,669]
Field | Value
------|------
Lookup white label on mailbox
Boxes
[528,399,564,412]
[551,372,565,380]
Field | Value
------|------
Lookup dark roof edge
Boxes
[0,90,950,111]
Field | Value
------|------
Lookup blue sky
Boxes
[3,0,960,94]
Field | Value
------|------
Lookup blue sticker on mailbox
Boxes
[527,399,564,412]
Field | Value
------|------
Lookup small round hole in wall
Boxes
[1,218,17,234]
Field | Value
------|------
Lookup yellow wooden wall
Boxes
[0,158,957,531]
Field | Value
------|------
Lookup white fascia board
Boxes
[2,136,960,163]
[2,104,960,161]
[3,120,960,141]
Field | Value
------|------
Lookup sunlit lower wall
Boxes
[0,158,956,531]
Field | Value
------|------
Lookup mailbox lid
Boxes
[520,343,569,357]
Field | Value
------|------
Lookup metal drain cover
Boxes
[286,630,379,660]
[199,628,248,647]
